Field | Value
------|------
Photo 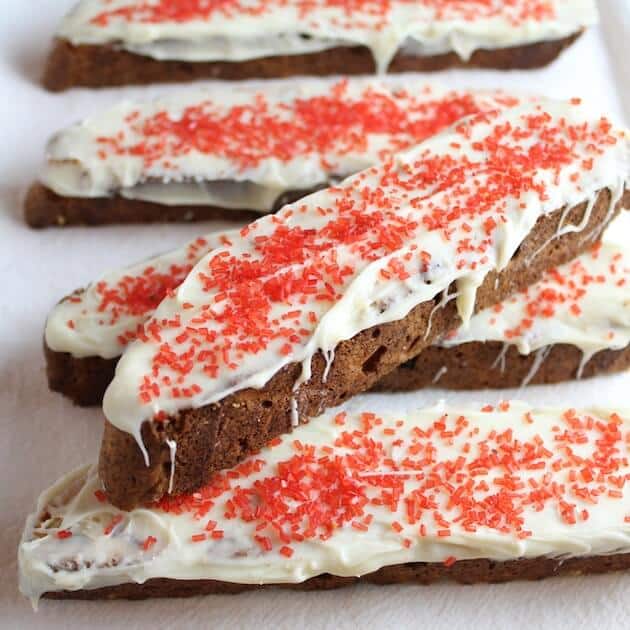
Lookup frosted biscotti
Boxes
[92,100,629,510]
[42,0,596,90]
[20,402,630,602]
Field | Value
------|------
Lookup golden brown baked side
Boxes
[374,343,630,391]
[24,183,326,228]
[42,34,581,91]
[44,334,630,407]
[43,551,630,600]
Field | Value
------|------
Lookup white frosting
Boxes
[441,241,630,361]
[45,236,630,369]
[19,402,630,604]
[40,78,519,210]
[98,100,630,448]
[56,0,598,70]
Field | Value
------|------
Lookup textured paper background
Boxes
[1,1,629,628]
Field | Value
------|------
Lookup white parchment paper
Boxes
[0,1,628,628]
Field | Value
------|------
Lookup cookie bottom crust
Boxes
[43,551,630,600]
[42,34,581,91]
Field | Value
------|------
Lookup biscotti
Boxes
[95,100,630,510]
[376,241,630,390]
[376,343,630,392]
[19,402,630,602]
[26,79,523,227]
[44,239,630,406]
[43,1,596,90]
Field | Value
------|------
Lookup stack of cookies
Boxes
[17,0,630,604]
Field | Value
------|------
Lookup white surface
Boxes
[0,2,629,628]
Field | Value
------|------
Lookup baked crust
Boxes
[42,551,630,599]
[24,183,323,228]
[96,188,629,510]
[44,342,118,407]
[44,333,630,407]
[374,342,630,391]
[42,34,581,92]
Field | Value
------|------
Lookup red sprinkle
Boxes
[154,406,630,556]
[91,1,558,38]
[142,535,157,550]
[103,515,123,536]
[280,545,294,558]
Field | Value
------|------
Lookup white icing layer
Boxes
[46,231,237,359]
[441,241,630,360]
[98,100,630,446]
[46,235,630,367]
[19,402,630,604]
[40,78,520,210]
[57,0,597,70]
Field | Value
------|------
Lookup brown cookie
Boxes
[97,188,629,510]
[43,550,630,600]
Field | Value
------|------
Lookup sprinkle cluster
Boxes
[90,0,557,30]
[153,406,630,557]
[504,243,628,340]
[65,237,209,345]
[67,86,520,348]
[95,82,502,172]
[129,103,618,409]
[445,242,629,343]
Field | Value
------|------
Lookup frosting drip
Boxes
[45,231,630,365]
[57,0,598,69]
[40,79,519,209]
[99,100,630,442]
[440,241,630,360]
[19,402,630,603]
